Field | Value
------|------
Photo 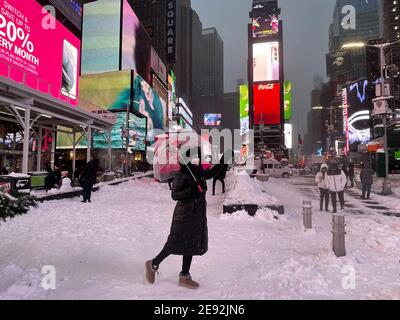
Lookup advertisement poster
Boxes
[0,0,80,105]
[239,85,249,135]
[204,114,222,126]
[284,80,292,121]
[133,74,167,136]
[61,40,78,99]
[253,83,281,125]
[252,14,279,38]
[284,123,293,149]
[57,70,132,149]
[253,42,280,82]
[151,47,167,84]
[168,71,177,120]
[346,79,372,148]
[121,0,151,84]
[82,0,121,74]
[326,50,352,76]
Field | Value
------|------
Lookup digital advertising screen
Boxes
[151,47,167,84]
[0,0,81,105]
[284,80,292,121]
[121,0,151,84]
[58,70,132,149]
[239,85,249,135]
[395,150,400,161]
[346,79,373,148]
[133,74,167,135]
[253,42,280,82]
[326,50,352,76]
[168,71,177,119]
[253,83,281,125]
[284,123,293,149]
[92,112,146,151]
[82,0,121,74]
[252,14,279,38]
[204,114,222,126]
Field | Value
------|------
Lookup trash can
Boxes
[0,174,31,196]
[376,151,386,178]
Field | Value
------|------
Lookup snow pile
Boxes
[224,174,279,206]
[7,173,30,178]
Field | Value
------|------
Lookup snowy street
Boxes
[1,174,400,300]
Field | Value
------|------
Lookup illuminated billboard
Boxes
[345,79,373,149]
[284,81,292,121]
[253,42,280,82]
[82,0,152,84]
[239,85,249,135]
[133,74,167,134]
[252,14,279,38]
[92,112,146,151]
[284,124,293,149]
[204,114,222,126]
[121,0,151,84]
[82,0,121,74]
[168,71,177,119]
[0,0,80,105]
[253,83,281,125]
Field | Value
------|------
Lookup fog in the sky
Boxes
[191,0,336,139]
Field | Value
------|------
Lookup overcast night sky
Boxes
[191,0,336,140]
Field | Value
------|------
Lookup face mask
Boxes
[190,158,200,166]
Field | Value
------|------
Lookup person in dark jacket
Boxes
[360,164,374,200]
[348,163,355,188]
[44,165,55,191]
[53,165,61,188]
[212,154,229,196]
[79,159,97,203]
[145,148,214,289]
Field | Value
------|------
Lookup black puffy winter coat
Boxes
[163,164,212,256]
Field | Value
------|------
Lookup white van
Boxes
[261,159,293,178]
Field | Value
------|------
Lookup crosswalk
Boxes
[290,177,400,218]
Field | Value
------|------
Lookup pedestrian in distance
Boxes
[325,163,347,213]
[360,164,375,200]
[212,153,230,196]
[348,163,355,188]
[315,163,330,212]
[145,148,215,290]
[79,158,97,203]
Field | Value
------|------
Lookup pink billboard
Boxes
[0,0,80,105]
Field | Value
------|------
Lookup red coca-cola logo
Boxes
[258,83,275,91]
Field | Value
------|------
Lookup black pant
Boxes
[82,185,93,202]
[330,191,344,212]
[349,177,354,188]
[319,188,329,211]
[213,178,225,195]
[362,184,372,199]
[153,246,193,276]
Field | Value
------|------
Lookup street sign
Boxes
[373,98,389,115]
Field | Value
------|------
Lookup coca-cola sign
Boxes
[258,83,275,90]
[253,83,281,125]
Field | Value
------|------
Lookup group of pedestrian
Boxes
[315,162,375,213]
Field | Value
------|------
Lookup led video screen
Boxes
[253,42,280,82]
[253,83,281,125]
[204,114,222,126]
[0,0,80,105]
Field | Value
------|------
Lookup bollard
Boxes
[332,213,346,257]
[302,200,313,229]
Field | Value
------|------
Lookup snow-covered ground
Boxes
[1,173,400,300]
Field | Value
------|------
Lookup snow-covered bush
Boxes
[0,192,38,222]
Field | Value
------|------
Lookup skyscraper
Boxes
[328,0,381,82]
[129,0,192,101]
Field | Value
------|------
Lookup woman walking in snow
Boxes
[325,163,347,213]
[145,148,215,289]
[315,163,330,212]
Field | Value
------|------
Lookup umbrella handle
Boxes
[197,184,203,193]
